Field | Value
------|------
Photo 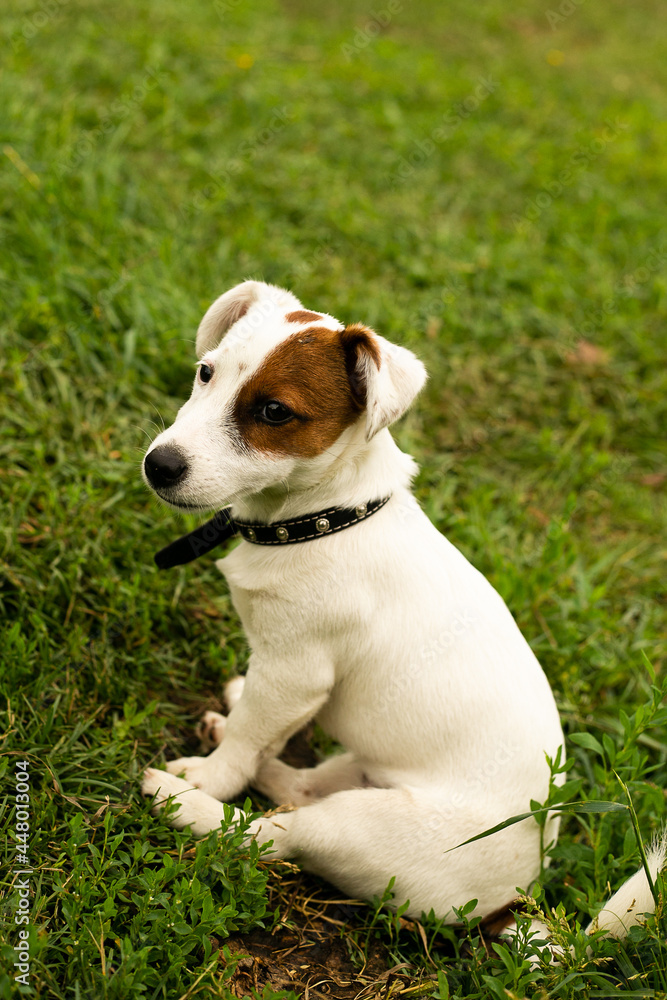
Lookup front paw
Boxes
[142,766,195,802]
[165,755,214,788]
[141,767,237,834]
[165,756,239,799]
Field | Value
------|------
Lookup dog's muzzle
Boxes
[144,445,189,490]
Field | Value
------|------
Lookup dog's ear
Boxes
[341,324,427,441]
[195,281,302,356]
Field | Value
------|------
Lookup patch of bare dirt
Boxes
[223,870,435,999]
[226,922,388,998]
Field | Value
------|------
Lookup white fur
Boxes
[587,834,667,937]
[356,334,428,441]
[141,281,663,934]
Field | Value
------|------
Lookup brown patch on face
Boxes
[233,327,376,456]
[285,310,323,324]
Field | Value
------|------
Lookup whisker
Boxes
[133,423,156,444]
[148,403,166,433]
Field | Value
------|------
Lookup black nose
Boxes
[144,445,189,489]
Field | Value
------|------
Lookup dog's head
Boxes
[143,281,426,511]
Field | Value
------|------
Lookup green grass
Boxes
[1,0,666,995]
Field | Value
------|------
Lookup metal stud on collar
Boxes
[154,496,392,565]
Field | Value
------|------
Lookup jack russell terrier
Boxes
[141,280,662,942]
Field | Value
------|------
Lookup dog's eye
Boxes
[257,400,294,425]
[198,363,213,384]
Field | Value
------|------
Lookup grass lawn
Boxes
[1,0,666,995]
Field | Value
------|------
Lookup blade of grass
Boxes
[614,771,659,910]
[445,801,628,853]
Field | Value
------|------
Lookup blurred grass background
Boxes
[1,0,666,996]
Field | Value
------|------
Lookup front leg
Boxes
[164,647,334,800]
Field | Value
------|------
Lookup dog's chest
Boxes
[215,546,337,648]
[222,576,280,647]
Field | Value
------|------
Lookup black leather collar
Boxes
[154,496,391,569]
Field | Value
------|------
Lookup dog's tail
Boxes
[510,832,667,961]
[586,830,667,938]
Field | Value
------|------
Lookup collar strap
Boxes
[154,496,391,569]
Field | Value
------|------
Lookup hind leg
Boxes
[246,786,436,911]
[252,752,368,805]
[196,711,228,751]
[195,676,246,751]
[224,675,245,710]
[245,786,543,920]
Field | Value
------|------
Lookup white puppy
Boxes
[141,280,661,935]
